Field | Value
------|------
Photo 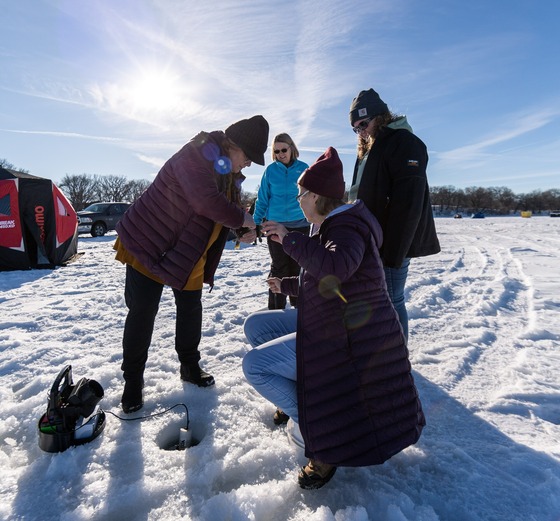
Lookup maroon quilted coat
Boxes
[281,201,425,466]
[116,131,246,290]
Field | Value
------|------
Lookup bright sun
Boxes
[128,68,182,113]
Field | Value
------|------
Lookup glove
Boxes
[236,227,250,239]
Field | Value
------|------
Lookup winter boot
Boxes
[273,408,289,425]
[180,363,215,387]
[121,376,144,413]
[298,459,337,490]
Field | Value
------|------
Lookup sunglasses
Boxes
[352,118,372,134]
[274,148,289,155]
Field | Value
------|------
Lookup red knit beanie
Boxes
[298,147,345,199]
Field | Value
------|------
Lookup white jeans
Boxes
[242,309,299,423]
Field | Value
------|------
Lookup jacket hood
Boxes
[387,115,413,133]
[325,200,383,249]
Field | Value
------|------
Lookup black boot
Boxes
[180,364,215,387]
[273,408,290,425]
[121,376,144,413]
[298,459,337,490]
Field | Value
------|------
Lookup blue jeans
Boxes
[242,309,299,422]
[384,258,410,342]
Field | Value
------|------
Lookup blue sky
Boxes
[2,0,559,195]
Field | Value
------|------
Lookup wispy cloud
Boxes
[3,1,558,192]
[135,154,166,171]
[0,128,125,142]
[0,127,182,158]
[435,106,560,169]
[20,1,404,140]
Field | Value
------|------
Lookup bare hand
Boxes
[262,221,288,243]
[266,277,282,293]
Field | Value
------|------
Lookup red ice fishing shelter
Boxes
[0,168,79,270]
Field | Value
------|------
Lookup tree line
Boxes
[1,159,152,211]
[1,157,255,211]
[3,158,558,215]
[58,173,152,210]
[58,173,259,211]
[429,186,560,215]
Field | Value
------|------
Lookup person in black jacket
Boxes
[348,88,440,341]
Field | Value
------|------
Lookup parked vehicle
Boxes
[77,202,131,237]
[454,213,463,219]
[550,210,560,217]
[471,212,485,219]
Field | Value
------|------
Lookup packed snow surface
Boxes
[1,216,559,520]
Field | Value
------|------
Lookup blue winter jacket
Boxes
[253,159,308,225]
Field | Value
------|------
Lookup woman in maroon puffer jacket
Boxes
[115,115,268,414]
[243,147,425,490]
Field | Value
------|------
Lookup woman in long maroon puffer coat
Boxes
[243,147,425,490]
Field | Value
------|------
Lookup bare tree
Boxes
[541,189,560,212]
[127,179,152,202]
[240,189,257,210]
[59,174,98,210]
[430,185,558,215]
[490,187,517,215]
[464,186,494,213]
[0,158,29,174]
[430,185,458,213]
[96,175,131,202]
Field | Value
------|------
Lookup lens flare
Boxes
[201,142,231,174]
[318,275,347,303]
[214,157,232,175]
[344,300,373,330]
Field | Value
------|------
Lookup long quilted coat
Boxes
[281,201,425,466]
[116,131,246,290]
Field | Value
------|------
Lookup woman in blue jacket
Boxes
[253,133,309,310]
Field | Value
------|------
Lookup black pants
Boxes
[121,265,202,380]
[267,225,310,309]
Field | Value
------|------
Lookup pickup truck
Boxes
[77,202,131,237]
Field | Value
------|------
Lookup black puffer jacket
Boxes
[281,201,425,466]
[352,118,440,268]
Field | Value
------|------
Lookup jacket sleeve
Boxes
[169,148,245,230]
[282,222,367,284]
[253,169,271,225]
[280,276,299,296]
[382,135,428,268]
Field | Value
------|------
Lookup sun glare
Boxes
[128,68,182,113]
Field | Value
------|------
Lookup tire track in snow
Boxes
[408,233,532,409]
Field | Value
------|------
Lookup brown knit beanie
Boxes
[349,88,389,126]
[225,115,269,165]
[298,147,345,199]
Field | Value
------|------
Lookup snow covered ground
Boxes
[1,216,559,521]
